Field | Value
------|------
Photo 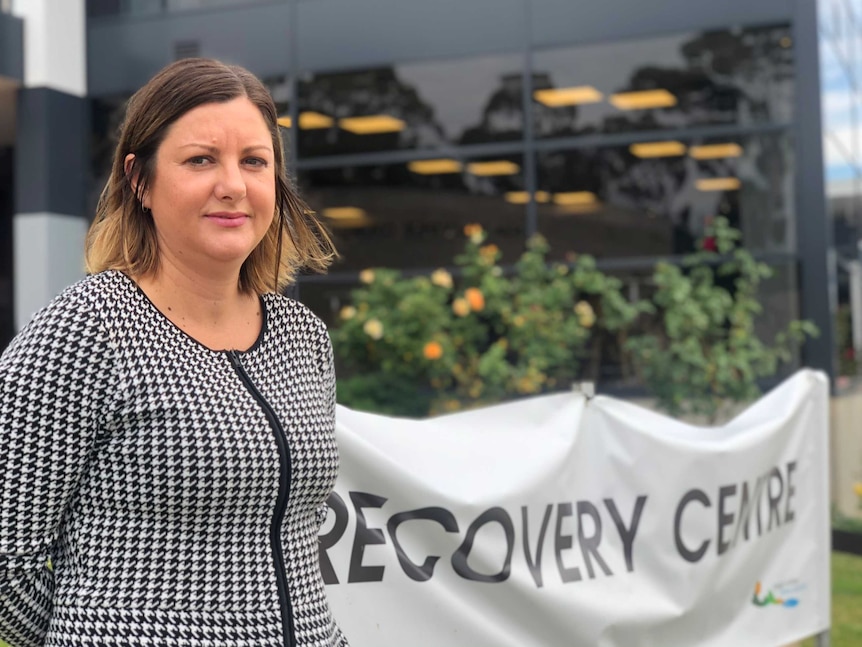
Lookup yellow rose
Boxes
[452,298,470,317]
[339,305,357,320]
[574,301,595,328]
[359,269,376,284]
[431,268,453,289]
[363,318,384,339]
[854,482,862,498]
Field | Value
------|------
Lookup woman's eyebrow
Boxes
[177,143,273,154]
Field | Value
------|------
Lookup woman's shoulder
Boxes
[30,270,130,320]
[13,271,135,339]
[2,271,129,360]
[263,292,330,344]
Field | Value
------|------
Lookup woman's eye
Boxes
[187,156,211,166]
[245,157,268,168]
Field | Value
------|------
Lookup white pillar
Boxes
[11,0,88,329]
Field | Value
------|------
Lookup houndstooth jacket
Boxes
[0,270,348,647]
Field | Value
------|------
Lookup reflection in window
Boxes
[535,134,794,260]
[532,24,794,139]
[87,0,269,16]
[90,94,131,213]
[298,155,525,271]
[296,54,523,157]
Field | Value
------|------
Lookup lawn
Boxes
[801,551,862,647]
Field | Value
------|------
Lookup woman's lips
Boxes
[205,213,249,228]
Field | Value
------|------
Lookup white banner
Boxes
[322,370,831,647]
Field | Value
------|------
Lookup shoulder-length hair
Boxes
[85,57,336,293]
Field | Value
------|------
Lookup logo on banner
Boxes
[752,580,804,608]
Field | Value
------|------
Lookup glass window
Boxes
[535,134,795,261]
[296,53,524,157]
[90,94,131,214]
[87,0,270,16]
[532,24,794,139]
[297,154,525,271]
[821,33,860,193]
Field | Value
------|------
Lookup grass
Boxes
[1,552,860,647]
[801,551,862,647]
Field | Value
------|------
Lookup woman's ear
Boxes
[124,153,149,209]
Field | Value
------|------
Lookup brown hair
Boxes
[85,57,335,293]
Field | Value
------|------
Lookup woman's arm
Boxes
[0,284,112,647]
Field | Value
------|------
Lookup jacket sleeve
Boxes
[315,323,337,531]
[0,285,112,647]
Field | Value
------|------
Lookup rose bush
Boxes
[332,217,817,420]
[332,224,644,416]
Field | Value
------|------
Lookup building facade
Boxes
[0,0,847,386]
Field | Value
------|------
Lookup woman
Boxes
[0,58,347,647]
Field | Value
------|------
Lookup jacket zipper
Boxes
[227,350,296,647]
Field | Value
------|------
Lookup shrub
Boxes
[626,216,818,422]
[332,224,643,416]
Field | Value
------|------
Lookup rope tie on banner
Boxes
[572,382,595,399]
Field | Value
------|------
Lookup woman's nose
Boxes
[215,162,247,201]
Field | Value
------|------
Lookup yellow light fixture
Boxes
[553,191,598,206]
[467,160,521,176]
[610,89,677,110]
[299,111,334,129]
[408,159,463,174]
[696,177,741,192]
[630,140,687,158]
[339,115,406,135]
[690,143,743,159]
[323,207,368,220]
[277,111,334,129]
[533,86,604,107]
[504,191,550,204]
[322,206,372,228]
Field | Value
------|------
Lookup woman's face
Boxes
[139,96,277,275]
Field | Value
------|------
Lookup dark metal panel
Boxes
[15,88,89,218]
[87,3,293,96]
[793,0,836,380]
[296,0,524,71]
[532,0,794,48]
[0,11,23,82]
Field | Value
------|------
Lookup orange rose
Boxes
[463,223,484,244]
[423,341,443,360]
[465,287,485,311]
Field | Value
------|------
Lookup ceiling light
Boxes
[467,160,521,176]
[696,177,741,191]
[610,89,677,110]
[690,143,743,159]
[300,111,334,129]
[504,191,551,204]
[533,86,604,107]
[339,115,406,135]
[408,159,463,174]
[630,140,687,158]
[323,207,368,220]
[278,112,336,129]
[553,191,598,206]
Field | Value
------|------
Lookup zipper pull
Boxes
[227,349,242,369]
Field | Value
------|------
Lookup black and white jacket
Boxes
[0,270,348,647]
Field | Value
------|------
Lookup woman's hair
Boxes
[85,57,335,293]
